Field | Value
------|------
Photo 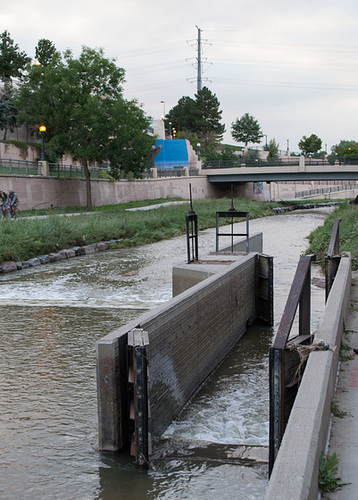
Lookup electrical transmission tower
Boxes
[187,26,211,93]
[196,25,202,93]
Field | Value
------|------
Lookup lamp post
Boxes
[39,125,46,160]
[197,142,201,161]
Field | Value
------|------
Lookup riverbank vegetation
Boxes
[307,202,358,270]
[0,197,289,265]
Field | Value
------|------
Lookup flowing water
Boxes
[0,208,331,499]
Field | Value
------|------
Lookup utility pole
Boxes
[196,25,202,93]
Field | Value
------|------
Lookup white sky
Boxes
[2,0,358,153]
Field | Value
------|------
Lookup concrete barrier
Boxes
[172,232,263,296]
[264,253,351,500]
[97,250,267,451]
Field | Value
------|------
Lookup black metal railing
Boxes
[49,163,109,179]
[0,158,39,175]
[203,157,301,169]
[269,254,316,475]
[325,218,342,301]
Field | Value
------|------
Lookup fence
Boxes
[0,158,39,175]
[268,254,316,474]
[49,163,109,179]
[202,157,301,168]
[325,218,342,301]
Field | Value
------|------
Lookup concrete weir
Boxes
[96,232,272,452]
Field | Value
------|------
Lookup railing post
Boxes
[269,254,316,475]
[325,218,342,301]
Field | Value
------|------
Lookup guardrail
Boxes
[269,254,316,474]
[325,218,342,301]
[0,158,39,175]
[49,163,109,179]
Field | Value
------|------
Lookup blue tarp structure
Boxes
[154,139,189,168]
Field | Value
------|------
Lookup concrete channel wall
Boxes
[264,253,352,500]
[97,241,266,451]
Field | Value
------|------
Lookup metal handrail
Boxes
[269,254,316,474]
[325,218,342,301]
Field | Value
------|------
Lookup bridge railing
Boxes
[269,254,316,475]
[202,157,301,168]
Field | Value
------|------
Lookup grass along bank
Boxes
[0,197,291,265]
[307,201,358,270]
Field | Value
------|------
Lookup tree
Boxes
[298,134,322,156]
[231,113,263,147]
[16,45,153,206]
[166,87,225,152]
[331,140,358,158]
[267,138,279,159]
[0,30,30,139]
[0,30,30,82]
[35,39,59,66]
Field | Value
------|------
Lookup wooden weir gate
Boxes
[269,219,342,474]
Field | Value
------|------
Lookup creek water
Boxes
[0,208,331,499]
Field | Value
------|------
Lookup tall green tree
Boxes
[35,39,59,66]
[298,134,322,156]
[0,30,30,139]
[231,113,263,147]
[16,45,153,206]
[166,86,225,152]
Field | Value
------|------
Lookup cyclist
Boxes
[0,188,8,217]
[7,189,19,219]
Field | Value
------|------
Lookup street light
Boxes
[39,125,46,160]
[197,142,201,161]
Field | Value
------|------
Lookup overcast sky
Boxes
[2,0,358,153]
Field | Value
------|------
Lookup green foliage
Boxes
[166,87,225,153]
[0,31,30,138]
[231,113,263,146]
[330,140,358,160]
[244,149,260,161]
[319,452,348,493]
[340,341,354,361]
[0,30,29,82]
[298,134,322,156]
[267,138,279,159]
[331,401,350,419]
[16,44,154,204]
[307,202,358,270]
[204,144,239,164]
[35,39,59,66]
[0,198,284,264]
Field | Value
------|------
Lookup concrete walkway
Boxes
[325,270,358,499]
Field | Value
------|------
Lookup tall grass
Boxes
[0,198,285,264]
[307,201,358,269]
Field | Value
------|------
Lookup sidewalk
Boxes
[324,270,358,499]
